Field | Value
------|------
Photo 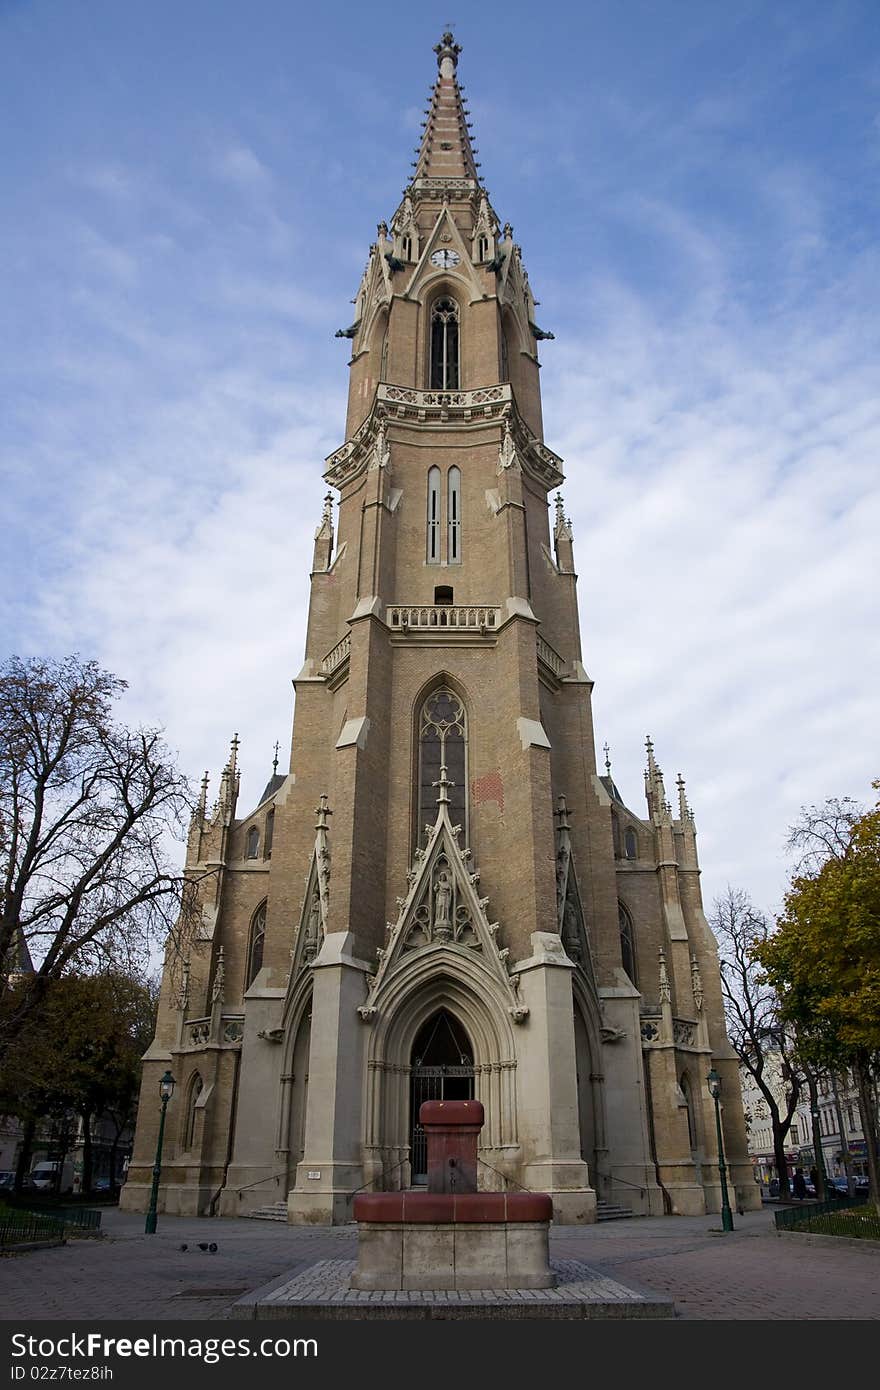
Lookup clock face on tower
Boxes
[430,248,461,268]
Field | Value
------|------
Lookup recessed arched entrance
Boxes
[409,1009,474,1183]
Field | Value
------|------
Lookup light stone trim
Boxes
[336,716,371,750]
[516,717,551,751]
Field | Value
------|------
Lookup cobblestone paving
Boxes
[233,1256,672,1318]
[0,1207,878,1321]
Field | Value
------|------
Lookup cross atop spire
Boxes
[411,32,481,186]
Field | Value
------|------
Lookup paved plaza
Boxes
[0,1206,878,1321]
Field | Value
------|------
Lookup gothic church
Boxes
[122,33,759,1224]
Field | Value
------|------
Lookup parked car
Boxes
[0,1170,15,1191]
[30,1160,74,1194]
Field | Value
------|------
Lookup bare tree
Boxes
[712,886,803,1199]
[0,655,195,1052]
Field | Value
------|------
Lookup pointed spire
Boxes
[658,947,671,1005]
[554,493,573,542]
[229,732,240,779]
[676,772,690,822]
[315,792,332,832]
[211,945,225,1006]
[691,952,704,1012]
[553,793,571,832]
[411,32,481,186]
[198,770,209,818]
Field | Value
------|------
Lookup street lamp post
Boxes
[145,1070,175,1235]
[707,1066,734,1233]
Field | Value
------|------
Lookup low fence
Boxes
[775,1196,880,1240]
[0,1210,66,1246]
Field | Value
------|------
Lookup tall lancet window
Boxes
[417,687,467,842]
[427,467,441,563]
[246,902,266,988]
[430,297,460,389]
[447,467,461,562]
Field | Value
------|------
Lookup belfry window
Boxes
[618,902,637,984]
[430,297,460,389]
[417,686,467,842]
[447,466,461,562]
[247,902,266,988]
[427,467,441,563]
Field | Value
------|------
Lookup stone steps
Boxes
[246,1202,288,1222]
[596,1201,635,1222]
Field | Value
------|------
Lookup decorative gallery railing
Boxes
[186,1015,245,1047]
[388,605,500,632]
[377,383,510,412]
[321,633,351,677]
[640,1015,698,1047]
[536,633,566,678]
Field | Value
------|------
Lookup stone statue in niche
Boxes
[434,867,453,939]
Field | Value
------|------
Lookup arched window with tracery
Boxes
[624,827,637,860]
[246,826,259,859]
[184,1072,203,1150]
[430,297,459,389]
[417,686,467,841]
[618,901,637,984]
[246,902,266,988]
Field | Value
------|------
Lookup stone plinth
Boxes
[351,1192,555,1290]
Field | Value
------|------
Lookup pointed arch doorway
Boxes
[409,1009,474,1184]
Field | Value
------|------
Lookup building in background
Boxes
[122,33,758,1225]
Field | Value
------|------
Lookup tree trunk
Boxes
[853,1052,880,1203]
[14,1116,36,1195]
[772,1122,792,1199]
[80,1111,93,1195]
[805,1071,826,1200]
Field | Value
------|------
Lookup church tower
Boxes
[122,33,760,1225]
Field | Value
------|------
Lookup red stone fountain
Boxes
[351,1099,555,1290]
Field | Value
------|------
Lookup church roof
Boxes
[411,31,481,186]
[256,772,285,808]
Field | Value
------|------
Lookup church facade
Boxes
[122,34,759,1225]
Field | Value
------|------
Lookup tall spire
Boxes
[411,31,481,186]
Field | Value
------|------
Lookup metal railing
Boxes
[775,1195,878,1239]
[0,1210,66,1245]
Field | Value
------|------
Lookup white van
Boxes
[30,1160,74,1194]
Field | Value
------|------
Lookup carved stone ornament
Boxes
[287,796,332,988]
[691,953,704,1012]
[357,767,526,1023]
[223,1020,244,1044]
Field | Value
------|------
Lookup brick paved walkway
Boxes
[0,1206,878,1320]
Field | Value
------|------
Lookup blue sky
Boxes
[2,0,878,919]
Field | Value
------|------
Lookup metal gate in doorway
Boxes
[409,1064,474,1184]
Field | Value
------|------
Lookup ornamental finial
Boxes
[433,764,454,806]
[434,29,461,75]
